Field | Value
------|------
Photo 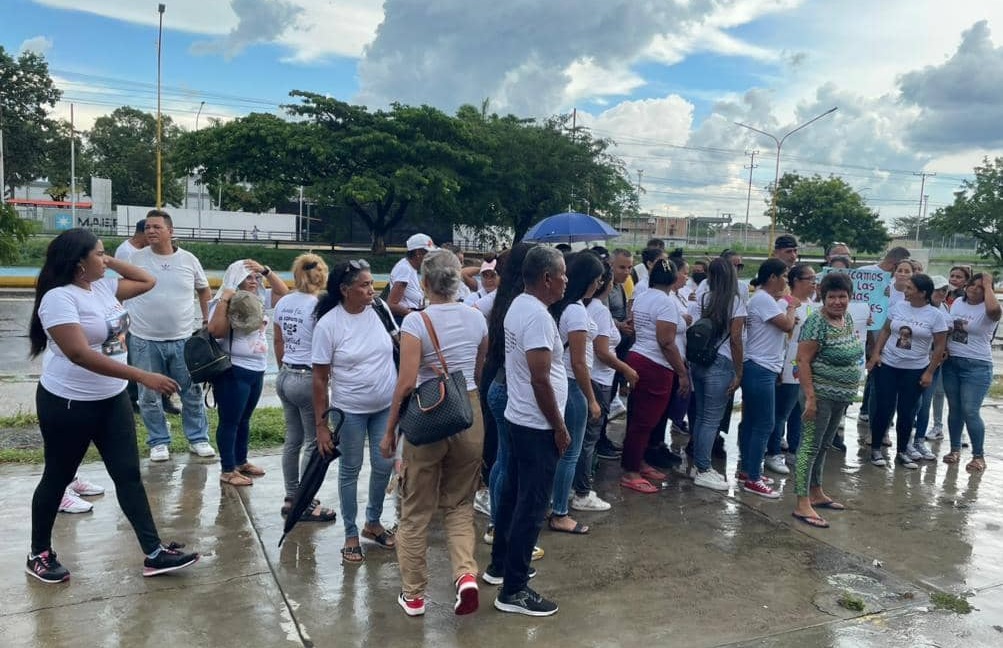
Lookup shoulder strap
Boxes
[372,297,399,334]
[419,311,449,374]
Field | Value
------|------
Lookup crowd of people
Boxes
[24,212,1000,619]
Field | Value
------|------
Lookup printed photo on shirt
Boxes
[895,326,913,350]
[102,310,130,356]
[951,318,969,344]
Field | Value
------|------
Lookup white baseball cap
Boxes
[406,233,437,252]
[930,275,950,290]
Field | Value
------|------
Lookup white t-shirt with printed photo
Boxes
[312,304,397,414]
[880,301,949,370]
[745,289,787,373]
[780,301,817,384]
[587,299,620,386]
[630,288,681,369]
[559,300,598,374]
[401,302,488,392]
[946,299,996,362]
[209,298,270,372]
[272,292,319,367]
[390,257,425,310]
[38,278,129,401]
[504,293,568,430]
[126,246,210,341]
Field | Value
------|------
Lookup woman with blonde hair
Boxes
[274,254,335,521]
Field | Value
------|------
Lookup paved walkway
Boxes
[2,401,1002,647]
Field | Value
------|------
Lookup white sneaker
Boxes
[59,488,93,513]
[483,525,494,545]
[905,444,923,462]
[858,413,870,423]
[608,396,627,420]
[925,424,944,441]
[473,488,491,517]
[150,445,170,462]
[764,454,790,475]
[570,490,612,512]
[912,440,936,461]
[870,451,887,467]
[692,468,729,491]
[896,453,919,470]
[68,476,104,496]
[189,442,216,458]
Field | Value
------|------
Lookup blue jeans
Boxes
[337,408,393,539]
[690,354,735,471]
[770,383,802,456]
[942,356,992,456]
[490,422,559,596]
[913,366,942,443]
[551,378,587,516]
[740,360,778,481]
[575,381,611,495]
[276,366,316,498]
[487,379,509,526]
[131,336,209,448]
[213,365,263,472]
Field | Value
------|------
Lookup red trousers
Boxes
[623,351,675,472]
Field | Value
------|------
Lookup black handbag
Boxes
[398,312,474,445]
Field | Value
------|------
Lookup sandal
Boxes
[362,526,396,549]
[812,500,846,511]
[300,500,337,523]
[548,515,589,535]
[237,463,266,477]
[220,471,253,487]
[341,545,365,564]
[640,466,667,481]
[792,512,830,528]
[943,451,961,464]
[620,476,658,494]
[966,457,986,473]
[281,498,321,517]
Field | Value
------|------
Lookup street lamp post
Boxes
[735,107,838,247]
[194,100,205,234]
[156,3,166,209]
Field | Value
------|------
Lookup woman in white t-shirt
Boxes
[463,258,499,309]
[622,258,690,494]
[312,260,398,564]
[27,228,198,583]
[272,254,335,521]
[941,272,1001,472]
[546,252,603,533]
[379,249,488,616]
[666,254,693,435]
[207,259,289,487]
[739,259,799,499]
[866,273,948,469]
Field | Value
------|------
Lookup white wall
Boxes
[117,205,297,239]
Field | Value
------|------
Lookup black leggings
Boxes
[31,385,161,555]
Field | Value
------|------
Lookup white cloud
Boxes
[190,0,302,60]
[19,35,53,56]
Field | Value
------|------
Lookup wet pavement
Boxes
[1,291,1003,646]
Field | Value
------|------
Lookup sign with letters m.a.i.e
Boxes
[820,267,891,331]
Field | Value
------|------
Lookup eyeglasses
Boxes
[796,275,816,282]
[480,270,497,278]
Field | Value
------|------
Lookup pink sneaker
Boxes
[59,489,93,514]
[68,476,105,496]
[398,592,425,617]
[454,573,479,615]
[741,479,781,499]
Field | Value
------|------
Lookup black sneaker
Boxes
[25,550,70,584]
[481,564,537,586]
[595,440,621,460]
[494,586,558,616]
[143,542,199,577]
[644,444,682,469]
[831,437,847,452]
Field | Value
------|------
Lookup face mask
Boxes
[692,272,707,285]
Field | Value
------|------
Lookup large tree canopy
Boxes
[928,156,1003,267]
[772,172,890,253]
[0,46,62,199]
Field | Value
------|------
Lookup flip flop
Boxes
[812,500,846,510]
[620,477,658,494]
[791,512,830,528]
[362,527,396,549]
[341,545,365,564]
[548,516,590,535]
[640,466,667,481]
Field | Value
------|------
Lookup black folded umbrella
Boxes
[278,407,345,547]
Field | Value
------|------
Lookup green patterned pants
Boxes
[794,397,850,497]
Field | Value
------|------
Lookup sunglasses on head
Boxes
[348,259,370,271]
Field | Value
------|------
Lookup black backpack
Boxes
[184,328,232,384]
[686,316,728,367]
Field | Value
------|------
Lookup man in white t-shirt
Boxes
[388,233,435,322]
[489,246,568,617]
[127,210,215,462]
[115,219,148,260]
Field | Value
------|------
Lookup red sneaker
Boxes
[741,479,781,499]
[454,573,479,615]
[398,592,426,617]
[735,471,774,486]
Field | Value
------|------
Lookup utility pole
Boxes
[0,84,5,203]
[634,169,644,249]
[743,150,758,246]
[156,4,166,209]
[70,104,76,222]
[913,171,935,246]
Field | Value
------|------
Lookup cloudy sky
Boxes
[5,0,1003,232]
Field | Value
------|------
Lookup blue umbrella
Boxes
[522,211,621,243]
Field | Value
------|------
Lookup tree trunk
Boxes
[371,232,386,255]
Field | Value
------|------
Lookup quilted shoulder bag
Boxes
[398,311,474,445]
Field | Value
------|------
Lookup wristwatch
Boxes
[261,266,271,277]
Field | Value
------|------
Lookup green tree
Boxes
[85,106,184,207]
[40,120,90,201]
[772,172,889,253]
[0,201,32,263]
[928,156,1003,266]
[891,215,937,246]
[0,46,62,198]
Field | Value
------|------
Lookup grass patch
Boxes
[0,406,288,465]
[837,592,866,612]
[989,376,1003,400]
[930,591,974,614]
